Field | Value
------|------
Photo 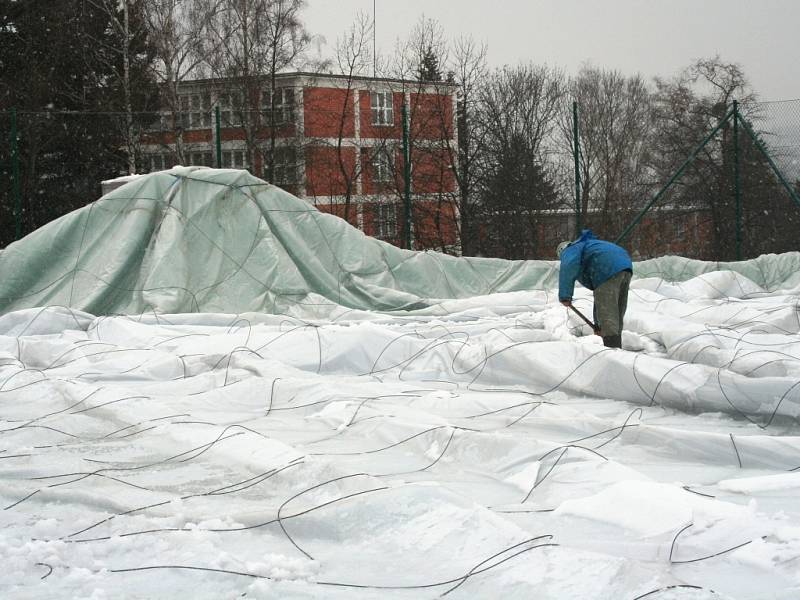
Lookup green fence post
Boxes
[215,105,222,168]
[11,107,22,241]
[733,100,742,260]
[402,102,412,250]
[573,101,581,236]
[616,107,735,244]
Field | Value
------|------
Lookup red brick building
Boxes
[141,72,460,252]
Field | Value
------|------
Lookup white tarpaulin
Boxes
[1,168,799,599]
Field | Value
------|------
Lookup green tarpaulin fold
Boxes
[2,167,799,316]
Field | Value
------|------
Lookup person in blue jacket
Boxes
[556,229,633,349]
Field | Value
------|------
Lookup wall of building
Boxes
[304,146,356,198]
[304,87,355,138]
[140,73,460,253]
[409,93,454,140]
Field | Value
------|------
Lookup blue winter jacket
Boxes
[558,229,632,301]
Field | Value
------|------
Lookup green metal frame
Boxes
[615,102,800,258]
[11,108,22,240]
[733,101,742,259]
[215,105,222,168]
[402,102,412,250]
[573,101,581,236]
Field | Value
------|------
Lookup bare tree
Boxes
[332,11,372,221]
[565,66,653,238]
[446,37,487,256]
[301,11,376,222]
[482,64,566,170]
[649,55,763,259]
[205,0,310,178]
[85,0,155,174]
[383,16,459,251]
[686,56,757,118]
[144,0,223,163]
[407,16,448,82]
[477,63,567,257]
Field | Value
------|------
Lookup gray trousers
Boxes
[593,270,632,337]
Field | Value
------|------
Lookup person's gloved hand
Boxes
[560,299,572,307]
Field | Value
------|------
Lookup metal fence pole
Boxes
[573,101,581,236]
[11,107,22,241]
[402,102,412,250]
[215,105,222,168]
[733,100,742,260]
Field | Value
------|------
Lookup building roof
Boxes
[180,71,457,91]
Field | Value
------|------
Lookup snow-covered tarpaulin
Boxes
[1,167,799,599]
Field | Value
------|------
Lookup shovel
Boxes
[568,304,600,335]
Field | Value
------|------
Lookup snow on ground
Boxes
[1,271,800,599]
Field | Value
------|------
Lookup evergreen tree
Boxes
[479,132,559,259]
[417,47,442,82]
[0,0,155,247]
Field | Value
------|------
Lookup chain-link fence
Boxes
[759,99,800,183]
[0,111,14,244]
[571,98,800,261]
[0,110,133,248]
[2,97,799,259]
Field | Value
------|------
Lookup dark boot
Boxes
[602,334,622,349]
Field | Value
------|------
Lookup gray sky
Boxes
[303,0,800,101]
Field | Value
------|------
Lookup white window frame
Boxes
[270,147,297,185]
[375,202,398,239]
[370,91,394,126]
[222,150,246,169]
[674,218,687,241]
[148,113,169,132]
[371,148,392,183]
[190,151,213,167]
[219,92,242,127]
[179,95,190,129]
[179,93,211,129]
[149,153,168,172]
[262,87,296,125]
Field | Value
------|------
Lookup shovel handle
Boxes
[569,304,600,334]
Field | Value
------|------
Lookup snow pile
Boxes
[2,263,799,599]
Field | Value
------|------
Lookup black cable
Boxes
[315,541,560,592]
[632,584,714,599]
[729,433,743,468]
[276,473,389,560]
[522,444,609,503]
[566,408,643,449]
[35,562,53,580]
[669,522,767,565]
[63,459,304,542]
[681,486,715,499]
[102,535,559,594]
